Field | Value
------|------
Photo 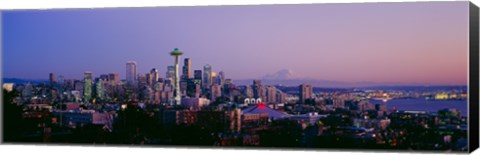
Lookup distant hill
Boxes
[2,78,48,84]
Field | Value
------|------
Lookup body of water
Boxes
[369,98,468,117]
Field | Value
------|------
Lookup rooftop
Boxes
[242,103,289,120]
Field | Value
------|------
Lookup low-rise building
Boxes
[289,112,328,126]
[353,118,391,130]
[217,133,260,146]
[53,110,114,129]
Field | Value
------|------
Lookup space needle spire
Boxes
[170,48,183,105]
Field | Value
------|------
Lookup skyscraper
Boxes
[245,85,253,98]
[126,61,137,85]
[203,64,212,89]
[253,80,266,101]
[215,75,222,85]
[192,70,203,97]
[145,73,151,85]
[166,66,175,80]
[57,75,64,86]
[180,81,188,96]
[95,79,105,100]
[108,73,119,85]
[182,58,191,80]
[259,86,267,102]
[211,84,222,101]
[99,74,109,81]
[253,80,262,86]
[194,70,202,81]
[218,71,225,85]
[266,86,277,103]
[137,73,147,86]
[187,80,202,98]
[23,83,33,98]
[276,91,287,104]
[83,72,93,102]
[170,48,183,105]
[211,72,217,85]
[49,72,55,86]
[299,84,313,104]
[150,68,159,83]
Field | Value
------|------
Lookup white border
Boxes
[0,0,470,10]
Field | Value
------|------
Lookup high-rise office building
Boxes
[299,84,313,104]
[146,73,153,86]
[57,75,64,86]
[276,91,287,104]
[170,48,183,105]
[180,81,188,96]
[224,79,233,85]
[154,82,164,92]
[211,72,217,85]
[137,73,147,86]
[49,72,55,85]
[142,86,154,101]
[186,79,200,98]
[126,61,137,85]
[218,71,225,85]
[203,64,212,89]
[150,68,159,83]
[215,76,222,85]
[194,70,202,84]
[182,58,191,80]
[74,80,84,92]
[266,86,277,103]
[23,83,33,98]
[259,86,267,102]
[83,72,93,102]
[95,79,105,100]
[166,66,175,80]
[253,80,266,101]
[194,70,202,80]
[223,79,234,95]
[99,74,109,81]
[211,84,222,101]
[253,80,262,86]
[245,85,253,98]
[108,73,119,85]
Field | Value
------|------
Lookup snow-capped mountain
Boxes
[235,69,415,88]
[261,69,302,80]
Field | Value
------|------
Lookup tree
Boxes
[3,89,24,141]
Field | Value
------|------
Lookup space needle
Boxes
[170,48,183,105]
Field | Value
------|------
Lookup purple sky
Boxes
[2,2,469,85]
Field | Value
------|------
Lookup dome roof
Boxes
[242,103,289,120]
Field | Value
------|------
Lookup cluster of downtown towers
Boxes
[9,48,468,150]
[54,48,309,105]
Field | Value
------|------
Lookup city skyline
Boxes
[2,2,469,85]
[2,2,473,151]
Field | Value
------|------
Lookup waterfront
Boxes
[369,98,468,116]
